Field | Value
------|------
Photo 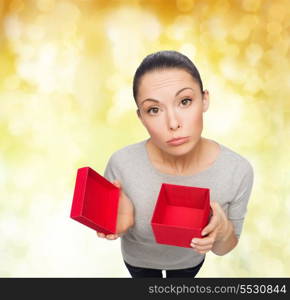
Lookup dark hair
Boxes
[133,50,204,105]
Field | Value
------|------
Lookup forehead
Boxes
[138,68,198,97]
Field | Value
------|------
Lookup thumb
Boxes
[112,180,121,188]
[209,201,218,216]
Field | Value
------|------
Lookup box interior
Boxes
[152,184,209,229]
[161,206,205,228]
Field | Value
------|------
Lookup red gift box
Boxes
[70,166,120,235]
[151,183,210,248]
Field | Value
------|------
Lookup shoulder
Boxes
[219,143,254,180]
[107,139,146,168]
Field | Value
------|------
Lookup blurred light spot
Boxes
[0,215,21,240]
[55,1,80,23]
[8,118,26,136]
[231,22,251,41]
[176,0,195,13]
[4,76,21,90]
[106,74,123,91]
[13,168,36,189]
[273,39,289,57]
[219,57,242,81]
[166,24,186,41]
[207,17,227,40]
[254,216,269,236]
[227,44,240,58]
[37,44,57,92]
[242,0,261,12]
[37,0,55,12]
[170,15,195,36]
[175,15,194,27]
[268,4,287,22]
[107,8,161,43]
[0,159,7,186]
[166,17,191,41]
[199,32,211,47]
[179,43,196,60]
[39,43,56,66]
[106,7,161,72]
[205,94,244,134]
[26,24,45,41]
[4,15,22,40]
[107,87,133,123]
[245,43,263,66]
[243,73,262,93]
[16,40,80,93]
[9,0,24,14]
[267,21,282,35]
[19,44,35,60]
[230,14,258,42]
[143,16,161,41]
[263,258,283,275]
[215,0,230,15]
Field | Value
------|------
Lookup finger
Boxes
[201,214,219,236]
[106,234,119,240]
[112,180,121,188]
[211,200,223,210]
[111,180,118,186]
[97,232,105,238]
[192,245,212,252]
[210,201,225,218]
[195,248,211,254]
[210,200,219,210]
[208,202,214,219]
[191,230,217,246]
[191,236,215,247]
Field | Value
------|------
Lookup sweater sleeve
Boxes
[228,161,254,239]
[103,154,120,183]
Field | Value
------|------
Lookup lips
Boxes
[167,137,188,143]
[166,137,189,146]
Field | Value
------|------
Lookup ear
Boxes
[136,108,141,118]
[202,90,209,112]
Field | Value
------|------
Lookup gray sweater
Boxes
[104,138,254,270]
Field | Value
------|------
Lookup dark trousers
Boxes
[124,259,205,278]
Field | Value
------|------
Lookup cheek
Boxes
[142,117,164,136]
[146,123,163,138]
[185,108,203,129]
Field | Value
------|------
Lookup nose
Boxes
[167,109,181,130]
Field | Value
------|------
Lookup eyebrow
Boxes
[140,87,194,106]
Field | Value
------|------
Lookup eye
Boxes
[180,98,192,106]
[147,107,159,115]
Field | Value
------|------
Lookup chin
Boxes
[165,143,193,156]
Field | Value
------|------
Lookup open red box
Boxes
[151,183,210,248]
[70,166,120,235]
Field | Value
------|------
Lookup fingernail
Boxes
[202,231,207,236]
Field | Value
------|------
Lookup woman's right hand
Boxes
[96,179,135,240]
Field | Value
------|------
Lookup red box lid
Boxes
[70,166,120,235]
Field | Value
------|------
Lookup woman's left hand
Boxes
[190,201,229,254]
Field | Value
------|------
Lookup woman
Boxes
[97,50,254,278]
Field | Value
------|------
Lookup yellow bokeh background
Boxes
[0,0,289,277]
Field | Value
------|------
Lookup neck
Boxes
[148,137,204,175]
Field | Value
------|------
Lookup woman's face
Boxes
[136,68,209,156]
